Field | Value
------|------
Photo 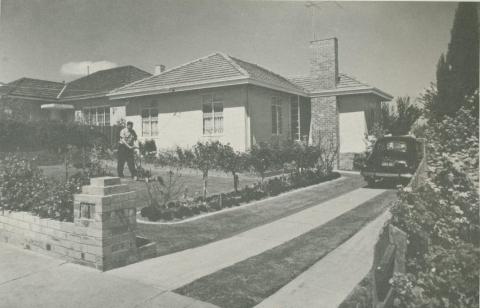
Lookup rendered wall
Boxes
[123,85,248,151]
[337,94,382,154]
[247,85,294,146]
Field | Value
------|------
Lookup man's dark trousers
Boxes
[117,144,136,178]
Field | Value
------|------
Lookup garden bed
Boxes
[139,171,341,223]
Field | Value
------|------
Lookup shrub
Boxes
[389,98,479,307]
[139,139,157,158]
[248,142,277,182]
[0,154,79,221]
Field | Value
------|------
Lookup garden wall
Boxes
[0,210,103,267]
[0,177,156,271]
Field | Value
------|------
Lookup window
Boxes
[271,97,282,135]
[142,108,158,137]
[83,107,110,126]
[202,94,223,135]
[290,96,300,140]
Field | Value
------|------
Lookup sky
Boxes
[0,0,457,99]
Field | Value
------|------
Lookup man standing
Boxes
[117,121,137,179]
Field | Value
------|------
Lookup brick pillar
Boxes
[74,177,138,271]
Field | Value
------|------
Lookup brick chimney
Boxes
[308,38,340,168]
[154,64,166,75]
[310,38,338,90]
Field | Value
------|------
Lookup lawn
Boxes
[174,190,397,308]
[138,174,367,256]
[39,162,259,199]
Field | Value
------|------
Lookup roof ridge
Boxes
[217,52,250,77]
[111,52,243,94]
[9,77,64,85]
[229,56,304,91]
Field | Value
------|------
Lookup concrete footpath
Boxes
[108,188,386,290]
[0,243,219,308]
[255,210,391,308]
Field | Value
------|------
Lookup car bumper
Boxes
[361,171,413,179]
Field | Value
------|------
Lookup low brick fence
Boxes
[0,210,103,267]
[0,177,156,271]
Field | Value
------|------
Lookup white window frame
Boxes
[82,106,110,126]
[271,97,282,135]
[202,94,224,136]
[141,108,159,137]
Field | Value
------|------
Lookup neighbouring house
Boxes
[0,66,152,123]
[1,38,392,169]
[0,78,66,120]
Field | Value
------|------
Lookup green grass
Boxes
[174,190,396,308]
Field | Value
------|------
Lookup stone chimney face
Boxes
[310,38,338,90]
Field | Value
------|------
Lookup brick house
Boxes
[1,38,392,168]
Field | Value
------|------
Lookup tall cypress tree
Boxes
[434,2,479,118]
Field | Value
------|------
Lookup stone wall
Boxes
[0,177,156,271]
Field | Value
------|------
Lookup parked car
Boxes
[361,136,424,186]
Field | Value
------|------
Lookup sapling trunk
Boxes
[232,172,239,192]
[64,152,69,181]
[202,170,208,201]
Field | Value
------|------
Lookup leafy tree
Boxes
[380,96,421,135]
[248,142,276,183]
[433,2,479,119]
[218,144,247,192]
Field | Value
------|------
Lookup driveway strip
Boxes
[107,188,386,290]
[255,211,391,308]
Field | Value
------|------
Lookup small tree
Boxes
[381,96,421,136]
[176,141,223,200]
[218,144,247,192]
[315,132,338,175]
[248,142,276,183]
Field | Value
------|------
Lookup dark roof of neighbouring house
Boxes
[288,74,393,100]
[60,65,152,100]
[110,53,306,98]
[0,78,65,100]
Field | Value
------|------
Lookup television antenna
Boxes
[305,1,345,41]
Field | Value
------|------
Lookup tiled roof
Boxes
[111,53,305,97]
[288,73,370,93]
[0,78,64,100]
[60,65,151,99]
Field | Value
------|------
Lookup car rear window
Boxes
[376,140,409,154]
